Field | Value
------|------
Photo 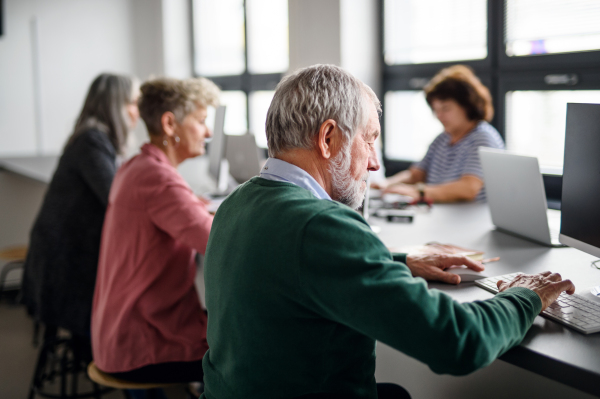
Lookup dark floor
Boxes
[0,292,189,399]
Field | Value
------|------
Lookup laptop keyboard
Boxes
[475,273,600,334]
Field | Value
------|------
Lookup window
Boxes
[192,0,245,76]
[384,0,487,65]
[384,91,442,162]
[505,90,600,171]
[382,0,600,177]
[219,91,249,135]
[246,0,289,74]
[249,91,275,149]
[505,0,600,57]
[192,0,288,148]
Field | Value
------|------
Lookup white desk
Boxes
[0,154,218,194]
[0,156,58,184]
[370,203,600,398]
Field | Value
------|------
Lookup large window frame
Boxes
[190,0,285,136]
[380,0,600,185]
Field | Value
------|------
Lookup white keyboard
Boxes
[475,273,600,334]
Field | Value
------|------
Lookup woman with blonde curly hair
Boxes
[91,77,219,386]
[373,65,504,202]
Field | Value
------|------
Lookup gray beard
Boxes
[329,142,369,210]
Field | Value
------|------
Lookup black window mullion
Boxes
[488,0,502,136]
[378,0,388,174]
[191,0,287,139]
[243,0,251,133]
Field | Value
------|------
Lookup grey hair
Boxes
[266,64,380,157]
[66,73,138,155]
[138,77,220,136]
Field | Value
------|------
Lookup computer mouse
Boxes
[448,267,488,283]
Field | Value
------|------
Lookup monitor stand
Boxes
[207,159,238,199]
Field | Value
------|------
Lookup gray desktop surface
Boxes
[372,202,600,397]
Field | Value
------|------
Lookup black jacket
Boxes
[21,129,116,336]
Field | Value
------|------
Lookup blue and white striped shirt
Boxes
[414,121,504,201]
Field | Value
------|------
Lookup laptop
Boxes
[225,134,263,184]
[479,147,566,247]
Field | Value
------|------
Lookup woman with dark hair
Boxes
[21,73,139,341]
[372,65,504,202]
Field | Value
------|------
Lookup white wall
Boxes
[0,0,194,158]
[130,0,163,82]
[340,0,381,96]
[288,0,341,71]
[0,1,37,156]
[0,0,136,156]
[162,0,193,79]
[289,0,381,96]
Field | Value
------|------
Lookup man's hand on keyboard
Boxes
[406,254,484,285]
[497,272,576,311]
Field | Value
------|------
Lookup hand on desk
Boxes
[497,272,576,312]
[406,254,484,285]
[370,181,387,190]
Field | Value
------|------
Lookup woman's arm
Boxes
[372,167,426,189]
[147,179,213,254]
[424,175,483,202]
[384,174,483,203]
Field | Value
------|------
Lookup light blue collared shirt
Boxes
[259,158,332,201]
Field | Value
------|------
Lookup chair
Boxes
[0,245,27,300]
[87,362,174,390]
[28,325,113,399]
[0,245,43,346]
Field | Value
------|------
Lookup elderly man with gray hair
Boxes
[201,65,574,399]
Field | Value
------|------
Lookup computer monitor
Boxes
[559,103,600,256]
[207,106,227,191]
[225,134,262,184]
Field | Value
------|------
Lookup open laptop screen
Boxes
[208,106,227,181]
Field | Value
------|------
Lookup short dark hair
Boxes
[424,65,493,122]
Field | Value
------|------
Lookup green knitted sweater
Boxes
[202,178,541,399]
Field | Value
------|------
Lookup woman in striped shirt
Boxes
[373,65,504,202]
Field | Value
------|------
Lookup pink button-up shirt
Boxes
[92,143,213,373]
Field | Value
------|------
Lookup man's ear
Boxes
[317,119,343,160]
[160,112,177,137]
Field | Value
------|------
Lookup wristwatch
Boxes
[416,182,426,200]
